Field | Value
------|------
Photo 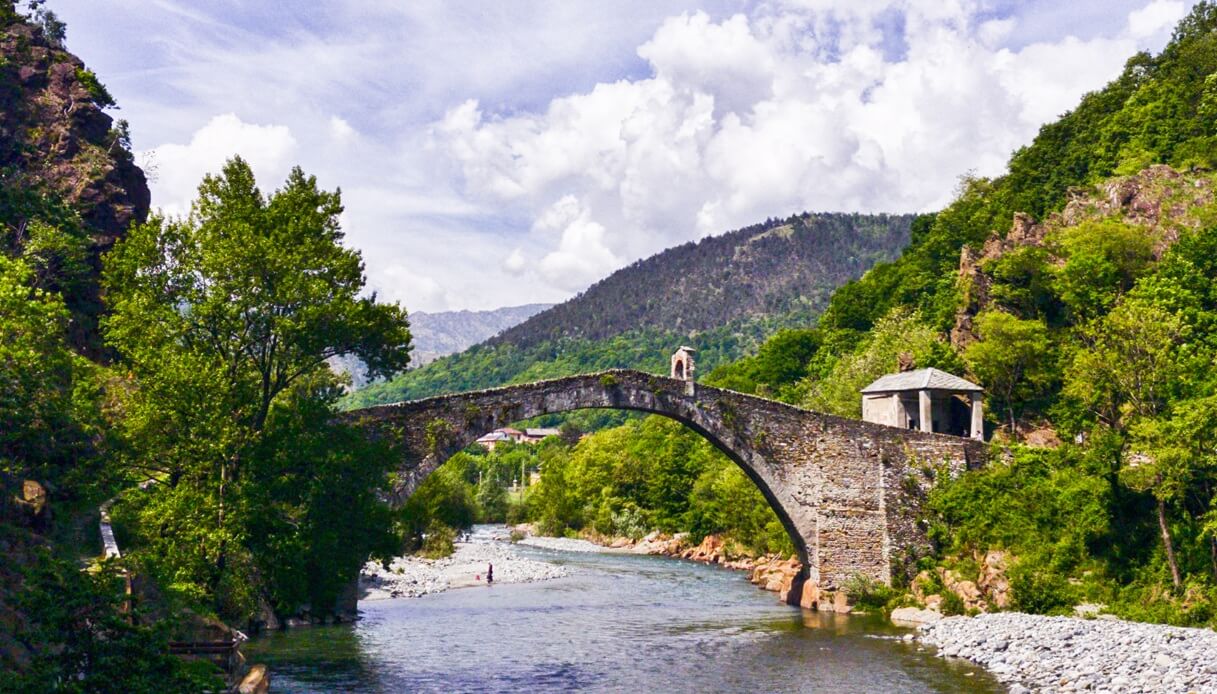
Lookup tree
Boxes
[1052,219,1155,323]
[805,308,963,417]
[1125,397,1217,588]
[0,254,100,486]
[964,310,1055,433]
[1063,298,1185,432]
[102,157,411,620]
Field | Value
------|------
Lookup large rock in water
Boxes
[238,664,270,694]
[890,606,943,627]
[1,15,150,356]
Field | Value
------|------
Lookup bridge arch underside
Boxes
[352,371,984,597]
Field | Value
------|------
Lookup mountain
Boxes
[345,211,915,407]
[410,303,552,365]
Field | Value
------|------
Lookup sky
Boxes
[47,0,1197,312]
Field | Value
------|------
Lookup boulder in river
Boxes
[890,607,943,627]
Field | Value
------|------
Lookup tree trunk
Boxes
[1210,535,1217,581]
[1157,498,1182,589]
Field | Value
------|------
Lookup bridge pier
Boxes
[348,370,984,603]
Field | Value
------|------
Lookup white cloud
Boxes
[143,114,297,218]
[533,197,620,291]
[329,116,357,142]
[1128,0,1186,38]
[59,0,1196,311]
[503,248,527,274]
[432,1,1187,278]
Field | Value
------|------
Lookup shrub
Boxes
[1009,561,1073,614]
[74,67,116,108]
[419,521,456,559]
[842,573,900,613]
[940,590,967,616]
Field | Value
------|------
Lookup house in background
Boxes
[475,426,561,450]
[860,367,984,440]
[523,427,561,443]
[474,430,511,451]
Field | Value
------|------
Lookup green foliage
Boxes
[520,416,796,556]
[841,573,901,613]
[398,464,475,553]
[1063,297,1187,431]
[1008,562,1073,615]
[0,254,105,489]
[1052,219,1156,322]
[419,521,456,559]
[0,541,222,694]
[73,67,115,108]
[964,310,1055,431]
[926,446,1112,568]
[939,589,967,617]
[101,158,411,621]
[804,308,961,417]
[704,328,821,400]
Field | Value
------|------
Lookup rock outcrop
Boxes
[1,12,150,354]
[950,165,1214,351]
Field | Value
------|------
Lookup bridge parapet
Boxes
[346,369,985,600]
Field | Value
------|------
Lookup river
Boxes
[245,526,1002,692]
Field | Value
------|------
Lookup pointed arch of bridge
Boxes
[368,372,813,571]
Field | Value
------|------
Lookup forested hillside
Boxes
[347,212,913,406]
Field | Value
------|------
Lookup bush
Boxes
[419,521,456,559]
[939,590,967,616]
[842,573,900,613]
[1009,561,1073,614]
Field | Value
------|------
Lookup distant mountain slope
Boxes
[411,303,551,365]
[492,213,912,351]
[346,211,914,407]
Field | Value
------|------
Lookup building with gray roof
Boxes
[860,367,984,440]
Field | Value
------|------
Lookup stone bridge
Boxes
[346,369,984,602]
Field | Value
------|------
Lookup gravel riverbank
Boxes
[918,612,1217,693]
[360,540,568,600]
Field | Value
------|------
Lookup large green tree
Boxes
[102,157,411,620]
[965,309,1055,433]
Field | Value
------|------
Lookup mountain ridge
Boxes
[410,302,552,365]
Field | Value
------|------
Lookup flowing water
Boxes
[246,526,1002,693]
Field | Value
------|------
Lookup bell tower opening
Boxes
[670,346,696,382]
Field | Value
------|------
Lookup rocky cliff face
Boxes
[1,11,150,353]
[951,165,1215,349]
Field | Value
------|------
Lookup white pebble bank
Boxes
[918,612,1217,693]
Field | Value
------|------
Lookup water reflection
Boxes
[246,532,1001,693]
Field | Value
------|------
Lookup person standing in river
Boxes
[487,563,494,584]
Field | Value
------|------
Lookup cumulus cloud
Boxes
[1127,0,1187,38]
[503,248,527,275]
[143,113,298,218]
[75,0,1196,311]
[329,116,357,142]
[431,1,1185,281]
